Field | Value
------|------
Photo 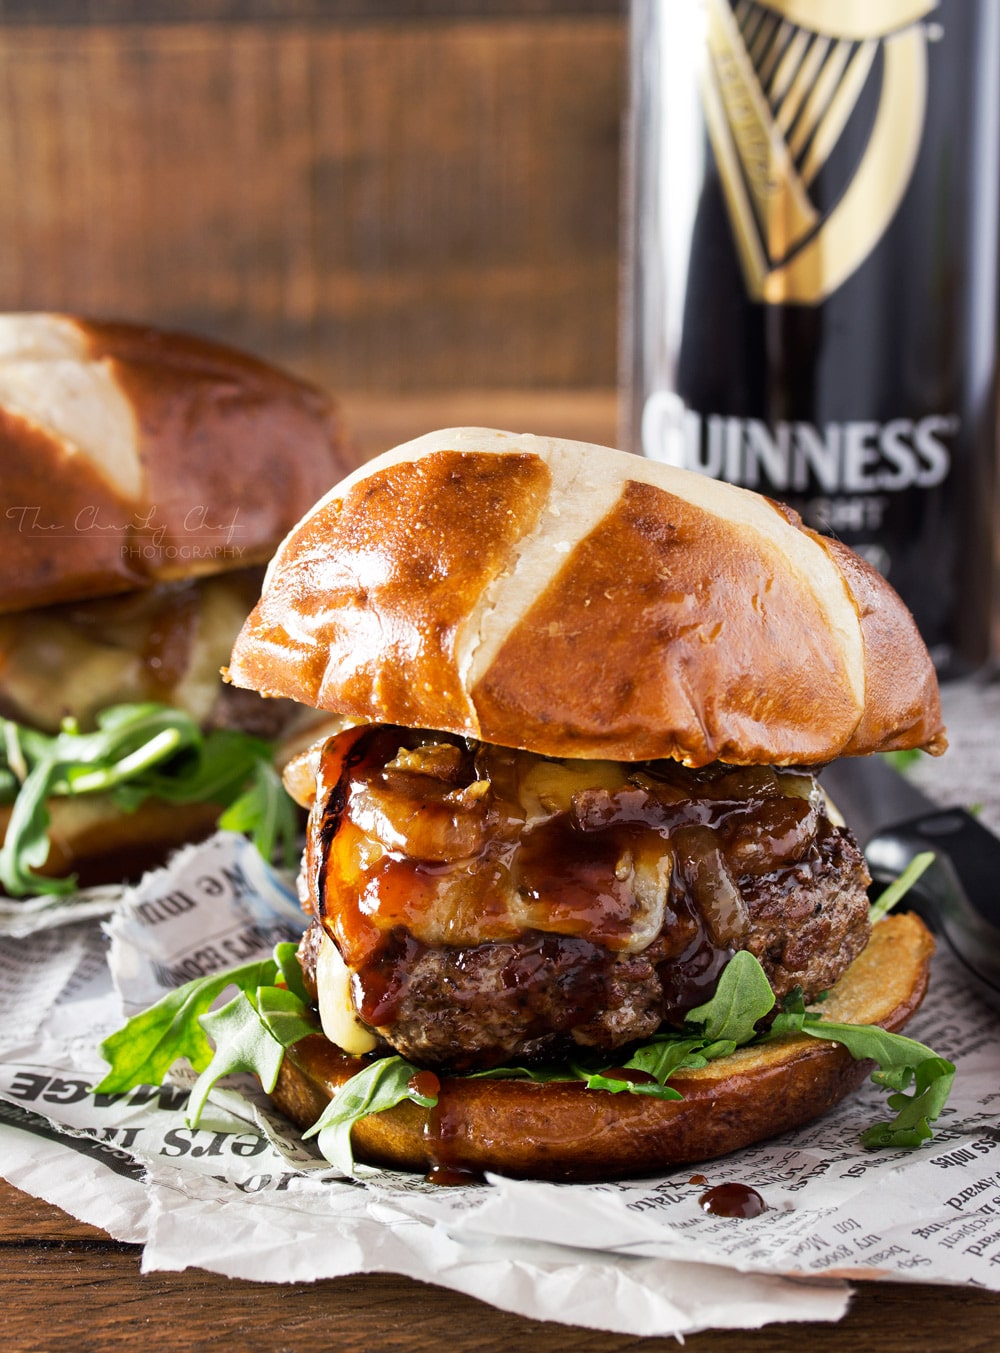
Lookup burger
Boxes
[100,427,951,1183]
[0,313,350,895]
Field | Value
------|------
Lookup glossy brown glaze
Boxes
[135,583,202,701]
[308,725,857,1061]
[314,726,838,956]
[301,724,875,1078]
[698,1182,767,1218]
[269,912,935,1181]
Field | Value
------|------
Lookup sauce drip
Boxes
[408,1069,441,1100]
[424,1163,487,1187]
[657,934,732,1025]
[698,1182,767,1218]
[351,928,422,1027]
[514,813,656,948]
[422,1092,486,1186]
[688,1173,708,1186]
[139,584,201,699]
[311,724,829,1059]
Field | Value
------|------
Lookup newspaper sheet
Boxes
[1,680,998,1337]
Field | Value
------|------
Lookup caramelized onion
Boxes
[384,742,464,781]
[726,797,818,875]
[349,771,488,862]
[315,724,831,964]
[673,825,749,947]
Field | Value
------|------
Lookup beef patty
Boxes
[299,726,871,1072]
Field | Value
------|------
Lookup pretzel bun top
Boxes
[226,427,945,766]
[0,313,350,613]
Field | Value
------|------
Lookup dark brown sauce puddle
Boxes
[698,1182,767,1218]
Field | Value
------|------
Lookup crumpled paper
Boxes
[1,679,998,1337]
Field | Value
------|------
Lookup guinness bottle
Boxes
[621,0,1000,675]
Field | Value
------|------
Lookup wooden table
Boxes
[4,1179,1000,1351]
[4,392,1000,1350]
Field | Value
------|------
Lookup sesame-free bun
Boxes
[270,912,934,1181]
[0,314,350,613]
[226,427,945,767]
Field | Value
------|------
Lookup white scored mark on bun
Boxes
[0,313,143,500]
[229,426,944,766]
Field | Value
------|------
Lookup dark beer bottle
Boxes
[621,0,1000,675]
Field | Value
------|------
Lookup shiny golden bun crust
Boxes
[227,428,945,766]
[270,912,934,1181]
[0,314,351,614]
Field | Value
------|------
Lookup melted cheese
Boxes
[315,931,378,1054]
[0,572,261,732]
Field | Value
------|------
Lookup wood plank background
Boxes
[0,2,625,396]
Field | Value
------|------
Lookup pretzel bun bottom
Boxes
[270,912,934,1182]
[0,796,225,890]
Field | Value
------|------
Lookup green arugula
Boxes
[96,947,431,1175]
[0,703,298,896]
[96,934,956,1176]
[686,949,775,1041]
[274,939,312,1003]
[869,851,935,924]
[303,1056,438,1175]
[469,949,955,1148]
[95,956,283,1093]
[767,1005,955,1148]
[218,759,299,876]
[185,985,317,1125]
[95,950,319,1132]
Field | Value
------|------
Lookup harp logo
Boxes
[702,0,938,303]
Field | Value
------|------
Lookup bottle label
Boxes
[703,0,939,303]
[641,390,960,537]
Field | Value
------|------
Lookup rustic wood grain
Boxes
[0,1,623,21]
[339,387,620,462]
[2,1178,1000,1353]
[0,15,623,393]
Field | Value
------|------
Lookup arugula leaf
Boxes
[860,1056,956,1149]
[582,1070,684,1100]
[186,985,317,1126]
[869,851,935,924]
[111,728,263,811]
[94,935,957,1171]
[255,983,320,1055]
[684,949,775,1042]
[94,957,279,1093]
[769,1007,955,1148]
[0,703,298,897]
[0,753,79,896]
[219,759,299,871]
[302,1055,436,1175]
[274,940,312,1003]
[467,1063,583,1083]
